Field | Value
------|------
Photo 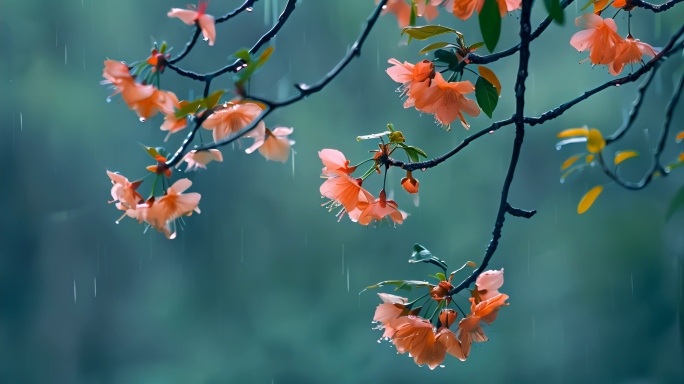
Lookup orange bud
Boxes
[413,60,435,82]
[400,171,419,194]
[439,309,458,328]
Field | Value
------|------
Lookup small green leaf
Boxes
[478,0,501,52]
[580,0,595,11]
[469,41,485,51]
[232,49,252,62]
[544,0,565,24]
[435,272,446,281]
[174,98,204,119]
[418,41,455,55]
[666,185,684,221]
[387,123,395,132]
[160,41,168,54]
[433,49,459,70]
[203,90,225,110]
[404,147,419,163]
[139,143,161,159]
[409,2,417,27]
[475,76,499,118]
[402,25,460,41]
[409,244,448,272]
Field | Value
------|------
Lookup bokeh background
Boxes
[2,0,684,383]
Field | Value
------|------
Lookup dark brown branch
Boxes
[449,0,533,297]
[631,0,683,12]
[505,203,537,218]
[466,0,574,65]
[167,0,295,82]
[165,0,388,166]
[168,0,259,65]
[598,71,684,189]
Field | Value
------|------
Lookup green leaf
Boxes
[139,143,161,159]
[360,279,433,294]
[666,185,684,221]
[475,76,499,118]
[478,0,501,52]
[360,164,379,180]
[435,272,446,281]
[160,41,168,54]
[174,98,204,119]
[232,49,252,63]
[401,25,460,41]
[580,0,595,11]
[409,244,448,272]
[409,2,417,27]
[544,0,565,25]
[418,41,455,55]
[203,90,225,110]
[387,123,395,132]
[234,46,275,86]
[404,147,419,163]
[433,49,459,70]
[469,41,485,51]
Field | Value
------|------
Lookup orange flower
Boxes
[387,314,465,368]
[318,149,357,175]
[168,2,216,46]
[475,268,504,301]
[413,72,480,129]
[102,60,134,97]
[176,149,223,172]
[458,293,508,358]
[373,293,410,339]
[121,84,178,121]
[416,0,442,21]
[160,92,187,140]
[107,171,143,210]
[379,0,412,27]
[430,280,453,303]
[245,127,295,163]
[146,48,170,73]
[609,36,658,76]
[612,0,637,11]
[143,179,201,239]
[570,13,623,65]
[386,59,434,108]
[401,171,419,194]
[320,170,374,222]
[445,0,521,20]
[146,155,173,178]
[357,189,406,226]
[202,102,265,142]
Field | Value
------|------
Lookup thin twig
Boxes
[631,0,683,13]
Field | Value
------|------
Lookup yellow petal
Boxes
[578,186,603,214]
[557,127,589,139]
[593,0,610,13]
[585,154,595,163]
[680,153,684,162]
[614,150,639,166]
[478,65,501,96]
[561,154,582,171]
[586,129,606,154]
[676,131,684,143]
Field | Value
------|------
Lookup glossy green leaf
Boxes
[544,0,565,25]
[402,25,460,41]
[666,185,684,221]
[232,49,252,62]
[433,49,460,70]
[478,0,501,52]
[469,41,485,51]
[139,143,161,159]
[435,272,446,281]
[580,0,595,11]
[203,90,225,110]
[174,98,204,119]
[409,2,416,27]
[409,244,448,272]
[475,76,498,118]
[418,41,455,55]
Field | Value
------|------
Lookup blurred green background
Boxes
[2,0,684,382]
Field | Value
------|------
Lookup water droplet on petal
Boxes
[560,178,565,184]
[556,145,562,150]
[106,97,112,103]
[115,220,120,224]
[439,365,445,368]
[203,37,209,42]
[139,117,146,123]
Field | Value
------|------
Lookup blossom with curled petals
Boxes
[107,171,143,210]
[379,0,412,27]
[357,189,406,226]
[176,149,223,172]
[412,72,480,129]
[143,179,201,239]
[475,268,504,301]
[609,36,658,75]
[245,127,295,163]
[202,103,265,142]
[570,13,623,65]
[320,168,374,222]
[387,59,434,108]
[458,293,509,358]
[168,2,216,46]
[319,149,357,175]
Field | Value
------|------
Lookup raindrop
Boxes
[20,113,23,131]
[73,279,77,303]
[203,37,209,42]
[246,7,253,12]
[346,268,350,293]
[106,97,112,103]
[421,168,426,172]
[439,365,445,368]
[488,130,494,134]
[139,117,146,122]
[64,45,67,65]
[94,276,97,297]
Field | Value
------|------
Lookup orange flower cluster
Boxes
[373,269,508,368]
[380,0,521,27]
[319,149,406,225]
[387,59,480,128]
[107,172,201,239]
[570,13,658,75]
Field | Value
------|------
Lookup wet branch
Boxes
[524,22,684,126]
[449,0,533,297]
[631,0,683,12]
[166,0,296,82]
[168,0,259,65]
[165,0,388,166]
[466,0,574,65]
[597,71,684,190]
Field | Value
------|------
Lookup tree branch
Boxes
[597,71,684,189]
[449,0,533,297]
[631,0,683,12]
[165,0,389,167]
[166,0,296,82]
[168,0,259,65]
